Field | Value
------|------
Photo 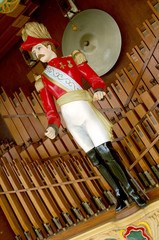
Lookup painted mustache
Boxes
[37,54,45,60]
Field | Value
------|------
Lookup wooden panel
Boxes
[0,1,39,62]
[0,15,14,35]
[0,206,15,240]
[0,34,21,60]
[12,15,30,28]
[7,4,26,18]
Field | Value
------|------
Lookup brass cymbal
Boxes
[62,9,122,76]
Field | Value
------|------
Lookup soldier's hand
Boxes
[33,74,42,81]
[93,91,106,101]
[45,127,56,139]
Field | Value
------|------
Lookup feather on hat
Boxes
[21,22,59,51]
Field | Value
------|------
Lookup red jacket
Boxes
[39,56,106,130]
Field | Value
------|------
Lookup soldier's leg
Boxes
[95,142,146,208]
[87,148,128,212]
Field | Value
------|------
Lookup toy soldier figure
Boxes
[21,22,146,212]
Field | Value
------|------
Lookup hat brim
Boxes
[21,36,59,51]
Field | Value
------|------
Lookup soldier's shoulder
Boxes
[71,50,87,65]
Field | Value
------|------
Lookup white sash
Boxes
[43,65,82,92]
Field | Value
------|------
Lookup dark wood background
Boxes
[0,0,152,94]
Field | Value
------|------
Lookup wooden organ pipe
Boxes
[1,157,47,238]
[147,0,159,19]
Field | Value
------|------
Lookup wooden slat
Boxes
[145,14,159,37]
[27,93,48,129]
[11,93,40,142]
[140,90,155,109]
[134,123,159,164]
[36,143,87,219]
[111,80,134,109]
[16,88,45,139]
[147,0,159,19]
[58,157,98,212]
[136,22,156,49]
[147,55,159,82]
[1,89,31,144]
[0,96,24,145]
[123,64,148,95]
[0,167,36,238]
[1,157,47,236]
[21,158,65,229]
[33,159,77,224]
[12,159,55,230]
[129,134,159,172]
[0,190,25,239]
[116,70,141,107]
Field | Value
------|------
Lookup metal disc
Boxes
[62,9,122,76]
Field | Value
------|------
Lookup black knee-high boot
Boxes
[87,148,128,212]
[95,142,146,208]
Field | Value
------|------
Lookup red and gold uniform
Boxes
[35,52,112,152]
[37,54,105,126]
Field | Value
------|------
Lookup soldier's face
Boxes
[32,43,57,63]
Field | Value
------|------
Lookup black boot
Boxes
[95,142,146,208]
[87,148,128,212]
[125,184,146,208]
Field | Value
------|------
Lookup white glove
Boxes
[45,127,56,139]
[93,91,106,101]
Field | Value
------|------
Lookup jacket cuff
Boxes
[47,124,59,137]
[35,78,44,92]
[94,88,105,92]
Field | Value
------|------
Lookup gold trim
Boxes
[138,222,152,237]
[120,230,125,240]
[0,0,20,13]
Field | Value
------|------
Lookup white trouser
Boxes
[61,100,111,152]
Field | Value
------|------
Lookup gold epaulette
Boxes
[34,77,44,92]
[71,49,87,65]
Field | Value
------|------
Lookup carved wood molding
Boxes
[69,199,159,240]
